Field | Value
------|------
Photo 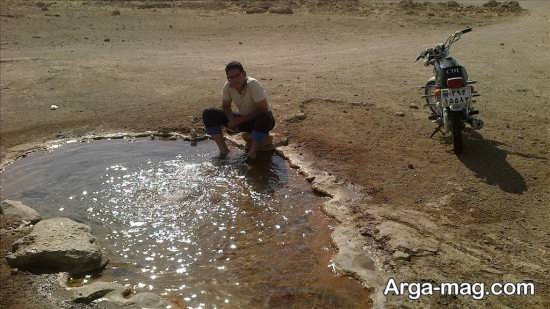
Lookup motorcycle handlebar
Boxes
[415,49,427,62]
[418,27,471,63]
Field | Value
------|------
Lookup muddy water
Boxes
[0,138,371,308]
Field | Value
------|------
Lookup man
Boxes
[202,61,275,161]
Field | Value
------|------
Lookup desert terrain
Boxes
[1,0,549,308]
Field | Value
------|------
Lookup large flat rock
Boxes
[6,217,108,275]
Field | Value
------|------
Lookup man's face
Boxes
[227,68,245,90]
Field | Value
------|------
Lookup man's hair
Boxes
[225,61,245,74]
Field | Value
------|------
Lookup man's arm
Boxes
[222,99,234,121]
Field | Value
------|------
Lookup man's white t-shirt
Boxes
[222,77,269,116]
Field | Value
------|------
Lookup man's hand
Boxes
[227,117,241,131]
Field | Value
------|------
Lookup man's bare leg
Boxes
[247,141,258,160]
[212,133,229,158]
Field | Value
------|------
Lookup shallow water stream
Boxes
[1,138,370,308]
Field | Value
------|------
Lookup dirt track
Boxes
[1,0,549,308]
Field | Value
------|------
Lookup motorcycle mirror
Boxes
[415,50,426,62]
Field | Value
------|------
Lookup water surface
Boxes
[0,138,371,308]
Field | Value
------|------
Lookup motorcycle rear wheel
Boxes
[449,111,464,154]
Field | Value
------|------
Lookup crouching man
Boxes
[202,61,275,161]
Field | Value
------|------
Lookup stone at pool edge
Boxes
[6,217,108,275]
[61,277,175,308]
[70,281,128,303]
[101,291,174,308]
[1,199,42,225]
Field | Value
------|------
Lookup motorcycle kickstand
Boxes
[430,124,443,138]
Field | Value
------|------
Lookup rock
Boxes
[408,103,419,109]
[104,38,111,42]
[446,1,460,8]
[6,217,108,275]
[71,281,126,303]
[50,104,59,110]
[501,1,522,12]
[127,293,172,308]
[1,200,42,224]
[407,164,414,169]
[112,10,120,16]
[392,250,410,260]
[284,112,307,123]
[104,291,171,308]
[248,1,272,9]
[398,0,418,9]
[246,7,267,14]
[311,175,339,198]
[272,134,289,147]
[269,7,293,14]
[394,111,405,117]
[483,0,499,8]
[351,101,368,107]
[102,287,132,304]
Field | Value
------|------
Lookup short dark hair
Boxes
[225,61,244,74]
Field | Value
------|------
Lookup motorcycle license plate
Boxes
[441,87,471,107]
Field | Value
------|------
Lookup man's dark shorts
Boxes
[202,108,275,143]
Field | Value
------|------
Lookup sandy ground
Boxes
[1,0,549,308]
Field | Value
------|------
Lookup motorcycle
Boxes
[416,27,483,154]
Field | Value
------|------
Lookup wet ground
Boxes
[0,138,371,308]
